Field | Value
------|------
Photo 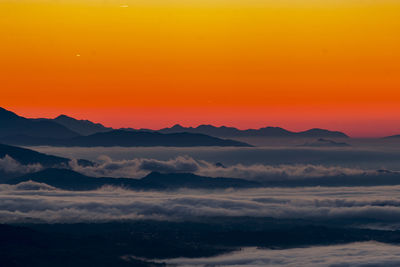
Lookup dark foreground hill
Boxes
[0,143,69,167]
[0,107,79,139]
[2,218,400,267]
[1,130,251,147]
[0,143,93,181]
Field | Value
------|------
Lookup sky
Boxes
[1,0,399,137]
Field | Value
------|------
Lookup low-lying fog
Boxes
[160,242,400,267]
[28,141,400,173]
[2,183,400,228]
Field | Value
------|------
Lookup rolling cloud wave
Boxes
[0,155,42,174]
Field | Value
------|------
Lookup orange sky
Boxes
[1,0,400,137]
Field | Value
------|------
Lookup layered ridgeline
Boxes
[41,114,113,136]
[0,107,78,139]
[0,107,353,147]
[0,143,93,181]
[141,124,350,138]
[1,131,251,147]
[0,108,250,147]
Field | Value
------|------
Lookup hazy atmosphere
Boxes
[1,0,399,266]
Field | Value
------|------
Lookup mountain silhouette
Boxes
[0,107,348,146]
[151,124,349,138]
[0,130,251,147]
[0,143,69,167]
[0,107,79,139]
[7,168,259,190]
[0,144,94,176]
[46,114,112,136]
[0,143,92,181]
[64,130,251,147]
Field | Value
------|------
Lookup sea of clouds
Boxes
[0,152,385,182]
[30,145,400,171]
[69,155,373,180]
[0,155,42,174]
[2,183,400,225]
[159,242,400,267]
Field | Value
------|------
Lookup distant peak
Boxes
[171,124,185,129]
[55,114,74,120]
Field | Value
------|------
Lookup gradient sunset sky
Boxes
[1,0,399,137]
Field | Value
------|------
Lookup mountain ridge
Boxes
[0,130,252,147]
[153,124,348,138]
[0,107,79,139]
[1,107,350,140]
[52,114,113,136]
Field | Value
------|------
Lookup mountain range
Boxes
[38,114,113,136]
[145,124,349,138]
[0,107,78,139]
[32,111,350,139]
[0,107,351,144]
[0,107,250,147]
[0,130,250,147]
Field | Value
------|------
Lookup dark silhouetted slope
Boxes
[1,130,251,147]
[0,143,69,167]
[0,107,79,139]
[65,130,251,147]
[52,114,113,136]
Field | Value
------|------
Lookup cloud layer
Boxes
[69,155,373,180]
[3,183,400,225]
[0,155,42,174]
[31,145,400,172]
[161,242,400,267]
